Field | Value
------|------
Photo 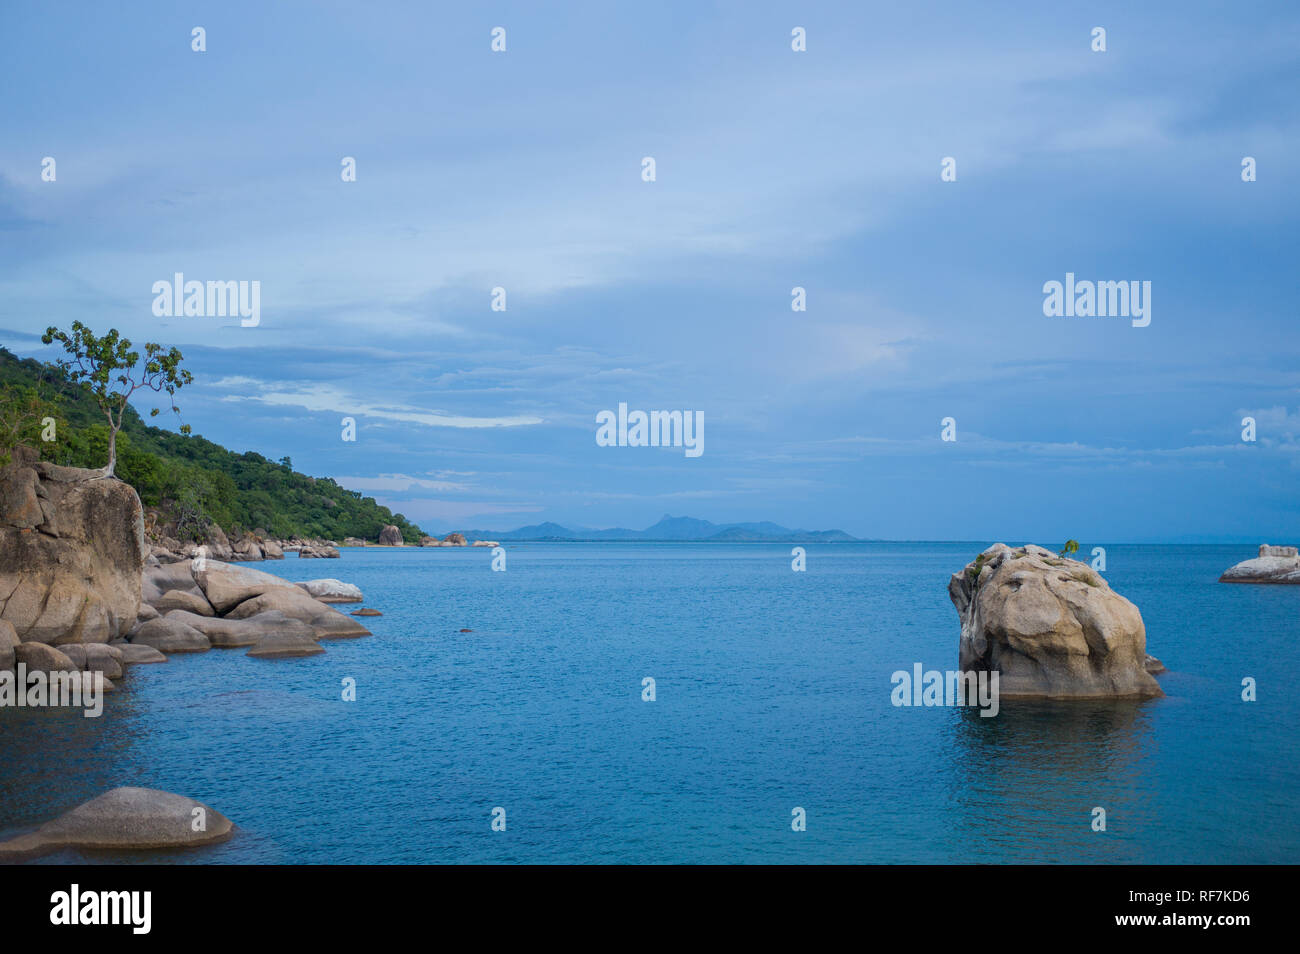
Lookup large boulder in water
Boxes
[378,525,403,546]
[1219,544,1300,584]
[948,543,1162,699]
[0,786,233,859]
[0,449,145,644]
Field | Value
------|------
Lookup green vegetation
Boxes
[0,343,424,543]
[1058,539,1080,558]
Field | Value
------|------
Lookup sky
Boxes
[1,1,1297,542]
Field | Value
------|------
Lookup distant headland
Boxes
[451,514,861,543]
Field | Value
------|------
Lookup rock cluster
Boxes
[1219,544,1300,584]
[146,525,342,565]
[949,544,1163,699]
[419,532,496,547]
[126,561,371,660]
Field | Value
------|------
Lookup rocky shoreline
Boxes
[2,448,389,855]
[146,523,500,566]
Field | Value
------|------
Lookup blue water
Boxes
[1,543,1296,864]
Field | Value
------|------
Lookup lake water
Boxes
[1,543,1296,864]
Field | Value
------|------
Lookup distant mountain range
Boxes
[458,514,860,543]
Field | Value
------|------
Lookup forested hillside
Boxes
[0,345,423,543]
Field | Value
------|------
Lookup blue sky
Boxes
[1,1,1297,541]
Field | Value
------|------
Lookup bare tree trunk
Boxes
[104,426,117,478]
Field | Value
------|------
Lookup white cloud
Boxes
[219,380,543,428]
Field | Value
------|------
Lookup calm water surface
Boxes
[1,543,1296,864]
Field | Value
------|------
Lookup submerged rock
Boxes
[0,786,233,859]
[1219,544,1300,584]
[351,608,382,617]
[949,544,1163,699]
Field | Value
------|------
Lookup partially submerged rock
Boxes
[246,630,325,659]
[131,617,211,654]
[298,545,340,558]
[0,786,233,859]
[225,588,370,639]
[59,643,125,680]
[166,608,316,648]
[1219,544,1300,584]
[352,608,382,617]
[949,544,1163,699]
[296,579,363,603]
[117,643,167,664]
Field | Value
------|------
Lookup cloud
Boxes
[218,380,543,429]
[334,473,472,493]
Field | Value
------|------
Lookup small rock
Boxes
[351,608,382,617]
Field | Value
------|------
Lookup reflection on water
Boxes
[946,699,1157,863]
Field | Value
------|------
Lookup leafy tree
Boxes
[1059,539,1080,558]
[0,384,60,465]
[41,321,192,477]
